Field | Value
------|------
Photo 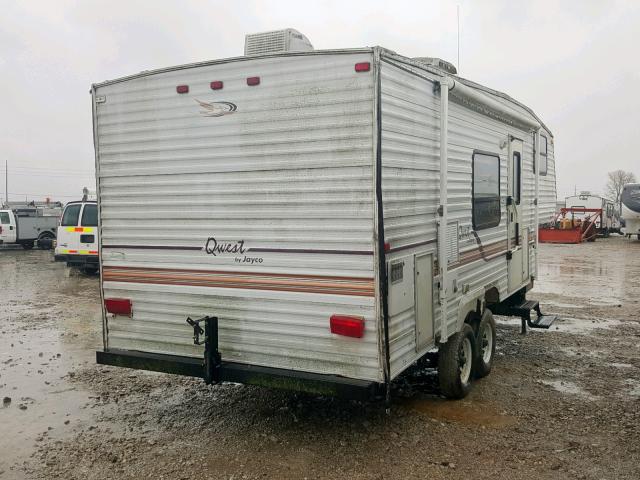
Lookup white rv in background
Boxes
[620,183,640,239]
[93,30,558,401]
[564,192,618,236]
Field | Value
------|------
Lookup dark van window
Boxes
[81,204,98,226]
[472,152,501,230]
[61,204,82,226]
[0,212,10,224]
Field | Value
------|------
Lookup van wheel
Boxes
[438,324,476,399]
[21,241,34,250]
[474,310,496,378]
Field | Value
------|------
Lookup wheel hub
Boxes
[458,337,472,384]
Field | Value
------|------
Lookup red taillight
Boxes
[247,76,260,86]
[330,315,365,338]
[176,85,189,94]
[210,81,223,90]
[104,298,132,316]
[355,62,371,72]
[384,242,391,252]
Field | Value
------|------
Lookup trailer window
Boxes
[472,152,501,230]
[81,204,98,226]
[512,152,521,205]
[539,135,548,176]
[0,212,10,224]
[61,204,81,226]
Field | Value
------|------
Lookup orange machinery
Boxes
[538,207,602,244]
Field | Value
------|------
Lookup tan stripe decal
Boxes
[102,267,375,297]
[450,240,508,270]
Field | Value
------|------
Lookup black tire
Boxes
[438,323,476,399]
[21,242,34,250]
[81,266,99,275]
[37,233,55,250]
[474,309,496,378]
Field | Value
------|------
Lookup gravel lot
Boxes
[1,237,639,479]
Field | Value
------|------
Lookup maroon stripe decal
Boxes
[387,239,436,254]
[102,245,374,255]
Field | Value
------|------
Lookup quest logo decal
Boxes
[204,236,263,264]
[195,99,237,117]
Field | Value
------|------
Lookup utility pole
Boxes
[4,160,7,206]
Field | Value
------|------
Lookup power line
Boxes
[8,172,94,178]
[1,191,88,199]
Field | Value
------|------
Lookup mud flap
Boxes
[186,316,221,384]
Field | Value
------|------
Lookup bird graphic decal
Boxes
[194,99,237,117]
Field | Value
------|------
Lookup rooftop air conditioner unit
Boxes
[244,28,314,56]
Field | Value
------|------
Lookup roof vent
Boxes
[244,29,314,56]
[413,57,457,75]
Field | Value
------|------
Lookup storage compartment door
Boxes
[415,254,434,351]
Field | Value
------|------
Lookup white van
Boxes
[54,200,99,272]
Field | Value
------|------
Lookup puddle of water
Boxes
[539,379,597,400]
[0,249,102,477]
[406,397,517,428]
[545,301,583,309]
[609,363,634,369]
[624,379,640,397]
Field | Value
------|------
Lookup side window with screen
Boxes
[81,204,98,226]
[61,204,82,226]
[472,152,501,230]
[539,135,548,176]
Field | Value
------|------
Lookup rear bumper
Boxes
[96,348,380,401]
[54,254,99,266]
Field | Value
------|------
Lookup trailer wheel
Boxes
[438,324,476,399]
[474,310,496,378]
[21,241,34,250]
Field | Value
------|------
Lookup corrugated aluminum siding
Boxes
[95,52,383,382]
[380,56,556,377]
[379,61,440,376]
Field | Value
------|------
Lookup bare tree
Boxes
[606,170,637,211]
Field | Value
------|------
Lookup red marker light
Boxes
[246,76,260,86]
[105,298,132,316]
[384,242,391,252]
[330,315,365,338]
[210,81,223,90]
[176,85,189,94]
[355,62,371,72]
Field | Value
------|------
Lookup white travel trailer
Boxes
[93,31,557,401]
[564,192,618,236]
[620,183,640,239]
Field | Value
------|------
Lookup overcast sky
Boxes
[1,0,639,202]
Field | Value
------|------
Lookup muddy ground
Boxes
[1,237,639,479]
